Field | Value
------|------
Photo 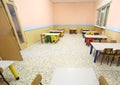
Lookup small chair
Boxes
[40,34,45,43]
[99,76,108,85]
[31,74,42,85]
[92,40,99,42]
[110,49,120,66]
[110,40,117,43]
[86,31,90,35]
[51,35,57,43]
[45,35,51,43]
[101,39,107,43]
[99,48,113,65]
[0,68,10,85]
[90,32,94,35]
[86,38,95,46]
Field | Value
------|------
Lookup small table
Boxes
[82,28,89,31]
[50,68,99,85]
[90,42,120,62]
[49,30,64,37]
[69,28,77,34]
[82,31,99,37]
[84,35,108,45]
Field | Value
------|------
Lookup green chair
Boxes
[45,35,51,43]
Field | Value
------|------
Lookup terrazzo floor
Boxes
[1,33,120,85]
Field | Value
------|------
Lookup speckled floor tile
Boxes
[1,33,120,85]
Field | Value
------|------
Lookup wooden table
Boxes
[50,68,99,85]
[49,30,64,37]
[82,28,89,31]
[90,42,120,62]
[0,61,14,85]
[69,28,77,34]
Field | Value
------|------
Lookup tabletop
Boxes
[42,33,60,36]
[84,35,108,38]
[0,61,14,69]
[91,42,120,51]
[49,30,63,32]
[82,30,98,33]
[50,68,99,85]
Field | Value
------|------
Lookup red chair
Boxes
[86,38,95,46]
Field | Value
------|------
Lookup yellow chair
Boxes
[31,74,42,85]
[99,76,108,85]
[51,35,57,43]
[61,32,64,37]
[90,32,94,35]
[86,31,90,35]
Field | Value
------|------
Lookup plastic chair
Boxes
[99,48,113,65]
[45,35,51,43]
[110,49,120,66]
[86,38,95,46]
[99,76,108,85]
[31,74,42,85]
[90,32,94,35]
[86,31,90,35]
[51,35,57,43]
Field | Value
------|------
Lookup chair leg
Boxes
[117,57,120,66]
[101,55,104,65]
[0,72,10,85]
[40,82,42,85]
[107,57,109,65]
[110,57,114,66]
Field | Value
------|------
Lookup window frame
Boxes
[96,3,110,27]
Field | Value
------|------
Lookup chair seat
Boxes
[99,76,108,85]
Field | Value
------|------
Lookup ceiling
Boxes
[51,0,97,2]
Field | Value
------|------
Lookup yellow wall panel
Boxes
[24,26,53,46]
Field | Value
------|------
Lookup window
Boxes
[97,4,110,26]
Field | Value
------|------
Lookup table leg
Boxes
[0,72,10,85]
[94,50,99,63]
[90,45,93,54]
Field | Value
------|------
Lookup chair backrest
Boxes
[31,74,42,85]
[110,40,117,43]
[93,40,99,42]
[103,48,113,54]
[99,76,108,85]
[0,68,3,73]
[101,40,107,43]
[114,50,120,55]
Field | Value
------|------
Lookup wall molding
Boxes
[23,24,54,31]
[23,24,120,33]
[54,24,94,26]
[95,25,120,32]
